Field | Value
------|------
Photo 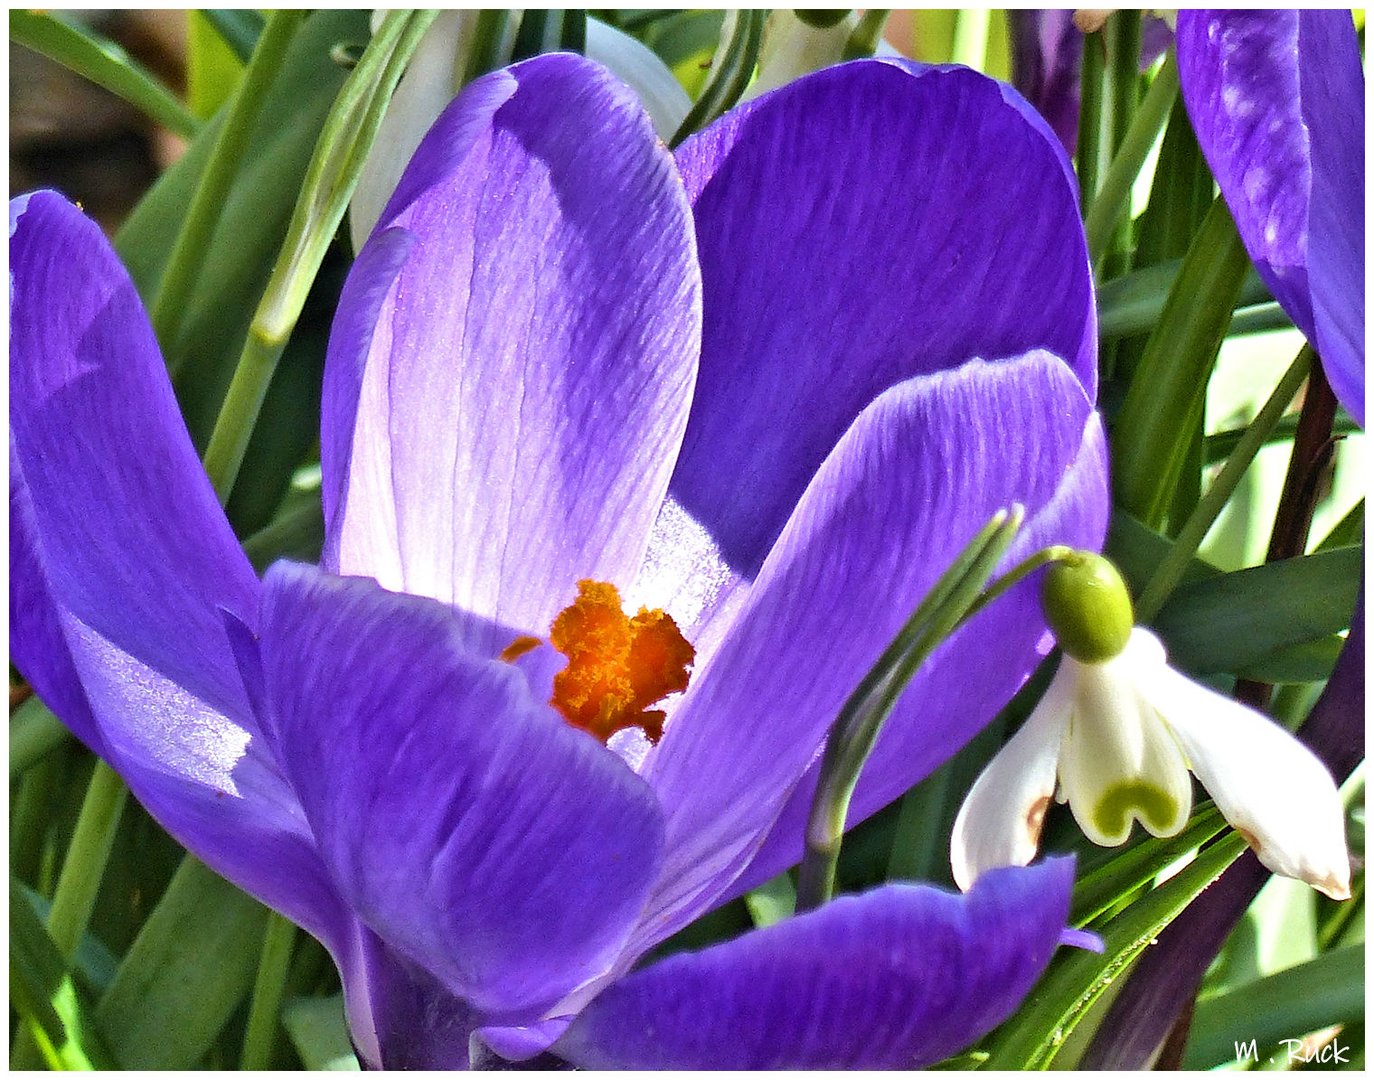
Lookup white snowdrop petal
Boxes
[585,18,691,139]
[1056,642,1193,846]
[1148,666,1351,900]
[950,662,1073,890]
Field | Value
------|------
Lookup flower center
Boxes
[505,580,695,745]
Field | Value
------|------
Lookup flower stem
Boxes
[239,912,298,1070]
[1085,54,1178,268]
[201,9,439,501]
[949,8,989,70]
[842,9,890,60]
[1135,345,1314,622]
[797,507,1024,911]
[152,10,303,363]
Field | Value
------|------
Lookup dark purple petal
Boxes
[10,450,103,756]
[637,352,1108,947]
[1177,10,1364,425]
[557,859,1075,1068]
[10,191,259,713]
[322,53,701,653]
[259,562,666,1019]
[9,191,344,944]
[1009,10,1083,153]
[671,58,1094,577]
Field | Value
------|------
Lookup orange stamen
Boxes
[540,579,694,745]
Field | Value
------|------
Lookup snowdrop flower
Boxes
[952,552,1351,900]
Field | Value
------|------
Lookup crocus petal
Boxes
[324,54,701,653]
[672,58,1094,577]
[10,450,103,755]
[557,860,1075,1068]
[1008,10,1083,153]
[348,10,481,253]
[10,190,343,943]
[950,662,1073,890]
[1147,656,1351,900]
[639,351,1106,946]
[259,562,666,1018]
[584,17,692,137]
[1177,10,1364,425]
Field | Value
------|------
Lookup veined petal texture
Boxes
[640,352,1107,946]
[9,191,342,943]
[323,53,701,653]
[556,860,1076,1068]
[259,563,665,1021]
[1177,10,1364,424]
[672,57,1095,577]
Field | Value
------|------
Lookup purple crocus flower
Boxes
[12,55,1108,1067]
[1176,9,1365,425]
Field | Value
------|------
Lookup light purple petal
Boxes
[1177,10,1364,425]
[259,562,666,1019]
[637,352,1108,948]
[557,859,1076,1068]
[671,58,1094,577]
[9,190,343,944]
[1009,10,1082,153]
[322,53,701,653]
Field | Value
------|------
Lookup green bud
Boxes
[1042,552,1135,663]
[794,9,852,30]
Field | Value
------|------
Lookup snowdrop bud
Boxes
[1041,552,1134,663]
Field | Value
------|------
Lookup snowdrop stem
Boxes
[797,506,1024,912]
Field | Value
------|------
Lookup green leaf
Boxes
[1185,946,1364,1069]
[187,10,246,120]
[9,9,200,139]
[1111,196,1252,530]
[115,10,370,449]
[1104,511,1219,595]
[1070,804,1227,926]
[980,832,1247,1068]
[283,995,360,1071]
[10,876,112,1070]
[9,696,72,778]
[96,858,270,1069]
[1098,262,1270,341]
[1151,548,1361,678]
[201,8,266,63]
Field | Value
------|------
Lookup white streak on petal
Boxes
[1146,662,1352,900]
